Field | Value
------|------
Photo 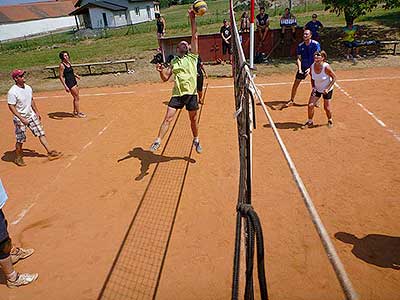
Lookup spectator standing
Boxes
[155,13,166,52]
[305,14,323,42]
[220,19,232,63]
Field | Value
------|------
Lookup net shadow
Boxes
[98,107,202,300]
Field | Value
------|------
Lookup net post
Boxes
[249,0,255,68]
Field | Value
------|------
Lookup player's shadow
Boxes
[117,147,196,181]
[258,100,308,111]
[335,232,400,270]
[48,112,75,120]
[1,149,47,163]
[264,122,303,130]
[263,123,325,130]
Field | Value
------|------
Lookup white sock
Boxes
[193,137,199,143]
[7,270,18,281]
[155,137,161,143]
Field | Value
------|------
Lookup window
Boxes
[146,6,151,18]
[135,7,140,16]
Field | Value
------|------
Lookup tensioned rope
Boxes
[229,0,359,299]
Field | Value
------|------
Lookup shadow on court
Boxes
[117,147,195,181]
[263,122,326,130]
[335,232,400,270]
[48,112,75,120]
[258,100,308,110]
[1,149,47,163]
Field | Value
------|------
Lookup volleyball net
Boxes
[228,0,358,299]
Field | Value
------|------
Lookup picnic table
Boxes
[45,58,136,78]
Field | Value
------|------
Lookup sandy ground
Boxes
[0,66,399,299]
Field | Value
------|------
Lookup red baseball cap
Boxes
[11,69,25,79]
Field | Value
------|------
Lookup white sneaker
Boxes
[150,141,161,152]
[7,273,38,288]
[193,140,202,154]
[11,247,35,264]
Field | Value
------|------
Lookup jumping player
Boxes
[8,70,62,166]
[304,50,337,128]
[150,9,202,154]
[58,51,86,118]
[285,29,320,107]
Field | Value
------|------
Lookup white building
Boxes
[0,0,78,41]
[71,0,156,29]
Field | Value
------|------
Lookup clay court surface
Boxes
[0,66,399,300]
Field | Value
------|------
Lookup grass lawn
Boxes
[0,0,399,94]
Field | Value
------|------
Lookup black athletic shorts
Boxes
[295,67,309,80]
[312,89,333,100]
[168,94,199,111]
[197,73,204,92]
[222,42,232,55]
[0,209,9,244]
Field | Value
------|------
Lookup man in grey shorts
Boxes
[7,69,62,166]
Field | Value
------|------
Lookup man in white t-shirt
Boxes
[7,69,62,166]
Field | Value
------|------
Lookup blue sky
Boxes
[0,0,53,5]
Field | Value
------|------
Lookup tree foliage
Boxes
[322,0,400,24]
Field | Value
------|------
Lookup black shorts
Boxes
[168,94,199,111]
[197,73,204,92]
[0,209,9,244]
[295,67,309,80]
[312,89,333,100]
[222,42,232,55]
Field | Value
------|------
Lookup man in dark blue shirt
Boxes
[286,29,321,107]
[305,14,323,41]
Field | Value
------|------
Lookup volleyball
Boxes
[193,0,208,16]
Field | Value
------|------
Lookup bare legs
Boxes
[188,110,199,138]
[156,106,177,141]
[307,96,333,126]
[70,86,85,117]
[289,78,302,105]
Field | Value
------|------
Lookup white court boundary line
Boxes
[1,76,400,102]
[11,120,114,225]
[335,83,400,143]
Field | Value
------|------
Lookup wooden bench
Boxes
[379,41,400,55]
[45,59,136,78]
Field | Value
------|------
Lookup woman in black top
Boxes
[58,51,86,118]
[155,13,166,51]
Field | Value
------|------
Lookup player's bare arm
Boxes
[157,64,172,82]
[189,9,198,54]
[31,98,41,120]
[324,65,337,94]
[8,104,29,125]
[296,55,302,73]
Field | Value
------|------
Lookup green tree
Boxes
[322,0,400,25]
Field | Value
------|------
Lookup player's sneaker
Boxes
[193,140,202,154]
[302,120,314,128]
[150,141,161,152]
[328,119,333,128]
[284,99,294,108]
[7,273,38,288]
[48,150,63,161]
[14,156,26,167]
[11,247,35,264]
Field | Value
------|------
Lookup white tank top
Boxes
[311,62,333,93]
